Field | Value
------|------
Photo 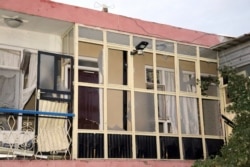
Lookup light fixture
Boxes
[4,17,23,28]
[131,41,149,55]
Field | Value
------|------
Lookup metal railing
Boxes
[0,108,74,160]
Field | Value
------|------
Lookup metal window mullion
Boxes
[197,46,207,159]
[103,30,108,159]
[175,42,184,160]
[153,39,160,159]
[129,35,137,159]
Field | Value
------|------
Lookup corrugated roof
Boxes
[211,33,250,51]
[0,0,225,47]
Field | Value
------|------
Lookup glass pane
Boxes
[108,134,132,158]
[69,29,74,55]
[63,34,68,54]
[182,138,203,159]
[179,60,196,92]
[78,87,103,130]
[160,137,180,159]
[202,100,222,136]
[177,43,196,56]
[200,61,218,96]
[158,95,177,134]
[78,133,104,158]
[135,92,155,132]
[136,135,156,158]
[107,89,131,131]
[199,47,217,59]
[78,42,104,84]
[78,26,103,41]
[134,52,153,89]
[180,97,200,135]
[107,31,129,46]
[156,40,174,53]
[58,57,72,92]
[108,49,128,85]
[39,54,54,90]
[133,36,152,50]
[205,139,224,158]
[156,54,175,92]
[200,61,217,75]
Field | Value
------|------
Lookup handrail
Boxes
[0,108,74,118]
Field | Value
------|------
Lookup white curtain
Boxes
[180,73,199,134]
[0,49,21,109]
[0,72,18,108]
[164,71,178,133]
[0,48,37,109]
[21,52,37,109]
[0,48,20,68]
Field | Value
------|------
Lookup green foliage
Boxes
[196,75,220,96]
[193,66,250,167]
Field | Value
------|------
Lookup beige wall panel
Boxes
[108,49,123,84]
[78,42,102,58]
[156,54,175,69]
[179,60,195,72]
[200,61,218,75]
[107,90,131,131]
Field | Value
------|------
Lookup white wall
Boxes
[0,26,62,52]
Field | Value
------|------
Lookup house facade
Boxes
[212,33,250,141]
[0,0,233,166]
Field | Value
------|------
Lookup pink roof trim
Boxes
[0,0,223,47]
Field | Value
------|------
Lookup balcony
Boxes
[0,108,74,160]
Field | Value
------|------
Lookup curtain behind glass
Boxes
[180,73,199,135]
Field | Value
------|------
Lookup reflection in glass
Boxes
[78,87,103,130]
[160,137,180,159]
[182,138,203,159]
[179,60,196,92]
[135,92,155,132]
[39,54,54,90]
[202,100,222,136]
[136,135,156,158]
[156,55,175,92]
[205,139,224,157]
[134,52,153,89]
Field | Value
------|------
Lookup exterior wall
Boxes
[0,160,194,167]
[0,27,62,52]
[217,38,250,142]
[72,24,224,160]
[219,40,250,68]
